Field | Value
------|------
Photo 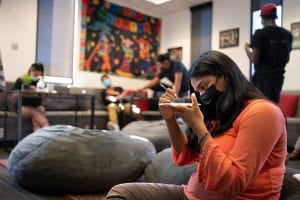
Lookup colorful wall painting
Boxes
[80,0,161,79]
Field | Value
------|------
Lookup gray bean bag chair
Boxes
[144,148,196,185]
[122,119,187,152]
[280,167,300,200]
[8,125,156,192]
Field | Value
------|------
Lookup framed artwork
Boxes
[80,0,161,79]
[167,47,182,61]
[291,22,300,49]
[219,28,239,49]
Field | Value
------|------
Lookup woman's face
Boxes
[191,75,225,95]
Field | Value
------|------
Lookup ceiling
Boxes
[108,0,210,17]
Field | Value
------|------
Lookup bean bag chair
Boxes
[280,167,300,200]
[122,119,187,152]
[8,125,156,192]
[144,148,196,185]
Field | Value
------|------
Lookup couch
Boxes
[279,92,300,152]
[0,82,162,144]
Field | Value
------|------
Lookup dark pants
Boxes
[106,183,187,200]
[253,73,284,103]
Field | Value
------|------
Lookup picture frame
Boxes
[291,22,300,49]
[167,47,182,61]
[219,28,239,49]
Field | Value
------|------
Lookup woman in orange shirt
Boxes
[106,51,287,199]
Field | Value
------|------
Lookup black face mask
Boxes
[200,84,222,106]
[199,84,223,121]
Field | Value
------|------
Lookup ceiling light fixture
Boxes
[145,0,172,5]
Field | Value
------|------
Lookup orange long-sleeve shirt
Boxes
[172,100,287,200]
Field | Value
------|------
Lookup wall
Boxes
[282,0,300,90]
[74,2,193,89]
[162,0,300,90]
[160,9,191,69]
[1,0,299,90]
[0,0,37,82]
[211,0,251,78]
[73,0,155,89]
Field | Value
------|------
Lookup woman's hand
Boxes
[172,93,208,136]
[159,89,177,120]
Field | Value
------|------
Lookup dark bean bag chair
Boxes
[122,119,187,152]
[280,167,300,200]
[144,148,196,185]
[8,125,156,192]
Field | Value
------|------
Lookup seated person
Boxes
[11,63,49,131]
[100,74,142,131]
[106,51,287,199]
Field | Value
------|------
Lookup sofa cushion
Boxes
[279,93,299,117]
[121,119,187,152]
[144,148,196,185]
[8,125,156,192]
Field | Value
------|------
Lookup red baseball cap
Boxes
[260,3,277,18]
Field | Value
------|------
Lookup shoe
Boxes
[288,153,300,161]
[107,122,120,131]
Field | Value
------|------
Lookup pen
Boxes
[159,83,178,98]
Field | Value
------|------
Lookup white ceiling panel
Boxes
[107,0,210,17]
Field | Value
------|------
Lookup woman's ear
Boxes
[217,75,226,92]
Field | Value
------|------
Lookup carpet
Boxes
[0,160,106,200]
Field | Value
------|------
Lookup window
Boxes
[36,0,75,84]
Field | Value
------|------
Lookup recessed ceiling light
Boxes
[145,0,172,5]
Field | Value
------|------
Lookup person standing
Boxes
[245,3,293,103]
[141,53,189,98]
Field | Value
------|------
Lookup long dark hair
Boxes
[187,51,266,150]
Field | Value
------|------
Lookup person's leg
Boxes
[31,106,48,131]
[107,103,120,131]
[124,103,131,115]
[269,74,284,104]
[106,183,186,200]
[125,103,143,121]
[107,103,119,125]
[21,106,48,131]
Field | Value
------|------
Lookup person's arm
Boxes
[245,43,260,64]
[105,88,121,96]
[11,78,23,101]
[159,89,199,165]
[173,72,182,97]
[116,89,133,100]
[142,76,159,90]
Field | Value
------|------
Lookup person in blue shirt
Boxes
[141,53,189,98]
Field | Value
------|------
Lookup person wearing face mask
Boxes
[106,51,287,200]
[11,63,49,131]
[100,74,141,131]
